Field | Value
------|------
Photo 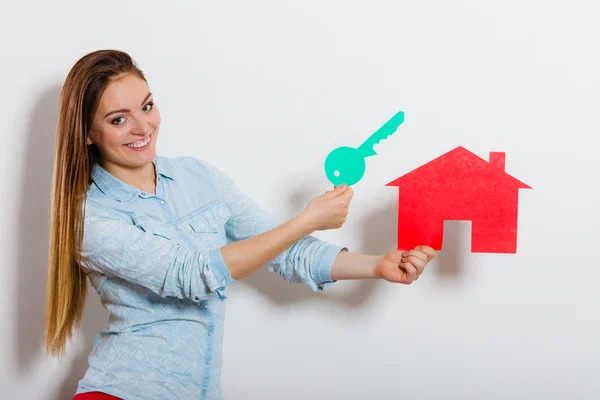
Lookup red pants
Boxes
[72,392,121,400]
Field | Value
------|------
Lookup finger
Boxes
[341,186,354,199]
[405,256,426,275]
[405,250,428,262]
[326,184,347,197]
[383,261,405,283]
[401,252,426,266]
[387,249,404,264]
[338,189,354,208]
[401,262,418,282]
[406,256,426,270]
[416,245,436,260]
[400,266,415,284]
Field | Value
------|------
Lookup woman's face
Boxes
[87,73,161,171]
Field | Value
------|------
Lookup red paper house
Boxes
[385,146,531,253]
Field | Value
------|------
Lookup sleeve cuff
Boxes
[207,247,235,292]
[311,243,348,290]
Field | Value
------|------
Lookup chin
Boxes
[137,150,157,166]
[116,150,157,169]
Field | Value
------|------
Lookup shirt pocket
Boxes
[134,216,177,240]
[184,201,231,245]
[187,216,219,234]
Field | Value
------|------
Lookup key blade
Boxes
[358,111,405,156]
[360,146,378,157]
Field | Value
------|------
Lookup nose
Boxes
[130,115,151,136]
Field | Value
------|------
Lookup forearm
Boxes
[330,251,381,280]
[220,214,314,280]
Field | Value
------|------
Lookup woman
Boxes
[45,49,435,400]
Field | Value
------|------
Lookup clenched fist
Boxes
[375,245,435,284]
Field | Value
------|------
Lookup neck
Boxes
[102,161,157,195]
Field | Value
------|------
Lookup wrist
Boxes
[372,255,383,279]
[291,212,316,237]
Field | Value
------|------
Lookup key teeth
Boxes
[364,135,386,147]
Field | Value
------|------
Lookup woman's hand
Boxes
[299,184,354,231]
[375,245,436,284]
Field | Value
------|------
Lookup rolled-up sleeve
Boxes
[191,157,348,291]
[80,201,233,301]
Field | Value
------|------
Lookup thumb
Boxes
[333,183,348,193]
[324,184,344,198]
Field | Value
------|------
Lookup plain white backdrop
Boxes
[1,1,598,398]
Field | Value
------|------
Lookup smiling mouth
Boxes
[126,134,152,149]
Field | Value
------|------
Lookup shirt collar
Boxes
[90,155,175,202]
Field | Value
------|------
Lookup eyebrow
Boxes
[104,93,153,118]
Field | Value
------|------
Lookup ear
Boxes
[86,135,94,145]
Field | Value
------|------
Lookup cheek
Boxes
[97,128,129,148]
[150,109,161,126]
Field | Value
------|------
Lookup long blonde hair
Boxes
[45,49,147,356]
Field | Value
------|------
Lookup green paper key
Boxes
[324,111,405,186]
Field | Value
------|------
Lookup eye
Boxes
[112,116,126,125]
[142,101,154,112]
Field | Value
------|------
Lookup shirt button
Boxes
[221,280,227,284]
[203,304,209,309]
[176,226,181,231]
[208,330,213,336]
[160,200,165,204]
[202,390,207,395]
[206,358,211,364]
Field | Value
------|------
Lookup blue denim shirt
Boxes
[75,155,346,399]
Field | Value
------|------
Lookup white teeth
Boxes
[127,136,150,148]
